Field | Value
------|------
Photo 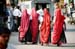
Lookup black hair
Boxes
[16,6,20,9]
[0,26,11,35]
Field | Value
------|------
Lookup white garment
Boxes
[37,9,44,16]
[7,7,14,30]
[53,10,56,23]
[38,15,43,31]
[29,16,32,20]
[13,8,22,17]
[38,16,43,23]
[37,9,44,23]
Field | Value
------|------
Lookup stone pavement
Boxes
[16,44,75,49]
[8,31,75,49]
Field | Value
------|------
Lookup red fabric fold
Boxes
[40,8,51,43]
[31,8,39,42]
[51,8,65,44]
[19,9,30,39]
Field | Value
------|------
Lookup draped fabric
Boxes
[30,8,39,42]
[0,45,6,49]
[51,8,65,44]
[40,8,51,43]
[19,9,30,39]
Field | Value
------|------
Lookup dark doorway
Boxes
[35,3,47,10]
[41,4,46,9]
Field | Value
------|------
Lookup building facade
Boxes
[18,0,54,16]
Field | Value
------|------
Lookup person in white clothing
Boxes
[13,6,22,17]
[37,8,44,43]
[13,6,22,31]
[37,8,44,30]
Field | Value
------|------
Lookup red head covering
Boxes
[19,9,30,39]
[44,8,49,15]
[43,8,50,21]
[31,7,38,18]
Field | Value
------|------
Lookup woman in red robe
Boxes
[31,7,39,44]
[51,2,65,46]
[40,8,51,45]
[19,9,30,43]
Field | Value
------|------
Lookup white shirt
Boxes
[37,9,44,23]
[38,16,43,23]
[37,9,43,16]
[13,8,22,17]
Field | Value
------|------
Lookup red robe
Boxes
[0,45,6,49]
[40,8,51,43]
[31,8,39,42]
[51,8,65,44]
[19,9,30,40]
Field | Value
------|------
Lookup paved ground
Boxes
[9,22,75,44]
[9,31,75,44]
[16,45,75,49]
[8,20,75,49]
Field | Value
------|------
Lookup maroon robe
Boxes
[31,8,39,43]
[19,9,30,40]
[51,8,65,44]
[0,45,6,49]
[40,8,51,43]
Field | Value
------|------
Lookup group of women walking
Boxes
[18,2,67,46]
[19,7,39,44]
